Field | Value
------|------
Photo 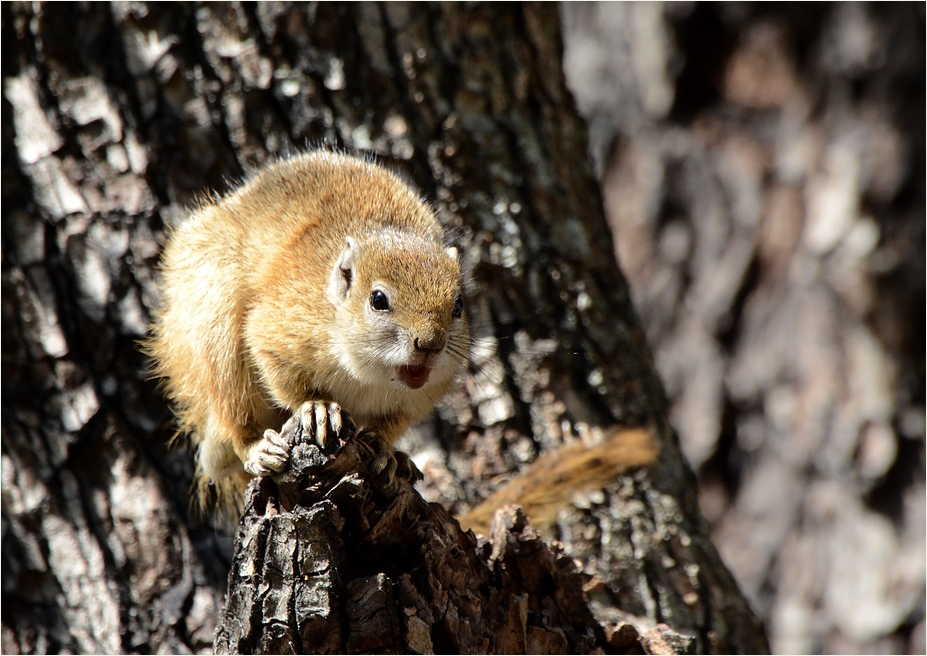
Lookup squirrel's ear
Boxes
[446,245,459,261]
[328,237,359,304]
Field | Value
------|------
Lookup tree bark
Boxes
[2,2,766,654]
[212,416,612,655]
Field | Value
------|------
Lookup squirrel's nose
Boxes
[414,334,447,353]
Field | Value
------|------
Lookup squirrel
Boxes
[147,151,469,513]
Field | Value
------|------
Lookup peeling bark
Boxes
[213,417,607,654]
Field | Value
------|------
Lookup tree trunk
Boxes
[1,2,766,654]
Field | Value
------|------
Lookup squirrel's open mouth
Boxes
[397,364,431,389]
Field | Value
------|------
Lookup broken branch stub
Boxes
[213,413,610,654]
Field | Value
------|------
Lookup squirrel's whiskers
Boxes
[146,151,469,514]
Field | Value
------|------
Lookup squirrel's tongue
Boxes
[397,364,431,389]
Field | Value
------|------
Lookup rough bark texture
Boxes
[3,2,768,654]
[212,414,611,655]
[561,3,925,654]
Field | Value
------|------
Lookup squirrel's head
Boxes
[328,228,468,392]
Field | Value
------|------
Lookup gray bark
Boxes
[2,2,767,653]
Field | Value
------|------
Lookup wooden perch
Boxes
[213,413,696,654]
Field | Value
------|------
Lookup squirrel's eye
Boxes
[370,290,390,312]
[452,295,463,318]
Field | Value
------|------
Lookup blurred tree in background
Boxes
[562,3,924,653]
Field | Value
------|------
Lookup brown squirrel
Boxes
[148,151,469,512]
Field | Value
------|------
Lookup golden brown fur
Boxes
[456,426,658,536]
[147,152,468,513]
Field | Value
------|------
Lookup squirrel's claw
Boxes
[244,402,345,477]
[393,449,423,483]
[368,438,423,490]
[244,429,290,476]
[297,400,344,449]
[370,448,398,482]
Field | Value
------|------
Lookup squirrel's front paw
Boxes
[393,449,423,483]
[243,429,290,476]
[294,400,344,449]
[369,443,423,487]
